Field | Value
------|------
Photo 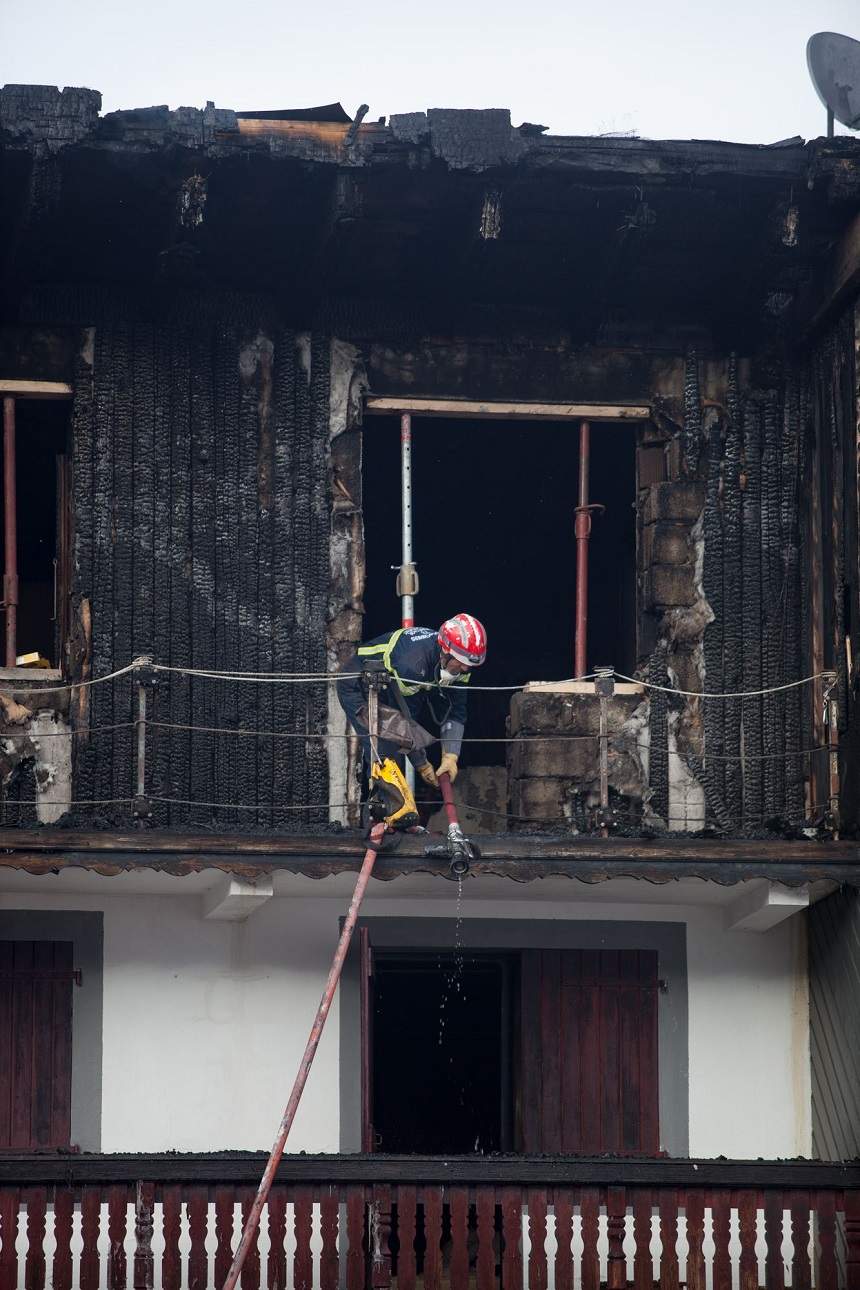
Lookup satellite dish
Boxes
[807,32,860,131]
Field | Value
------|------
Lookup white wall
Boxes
[0,874,811,1158]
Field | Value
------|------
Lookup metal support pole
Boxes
[221,820,386,1290]
[3,397,18,668]
[398,413,416,795]
[400,413,414,629]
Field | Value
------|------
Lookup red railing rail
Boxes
[0,1154,858,1289]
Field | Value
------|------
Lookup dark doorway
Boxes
[372,953,512,1153]
[362,416,637,765]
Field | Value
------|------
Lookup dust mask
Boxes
[438,667,458,687]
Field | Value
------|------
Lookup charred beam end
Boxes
[0,1152,856,1189]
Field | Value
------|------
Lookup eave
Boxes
[0,829,858,887]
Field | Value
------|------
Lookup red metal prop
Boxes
[221,821,386,1290]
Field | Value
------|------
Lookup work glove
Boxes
[437,753,459,783]
[417,762,438,788]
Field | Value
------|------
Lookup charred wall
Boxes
[4,291,334,827]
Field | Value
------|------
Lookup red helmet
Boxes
[438,614,488,668]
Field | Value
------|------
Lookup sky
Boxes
[1,0,858,144]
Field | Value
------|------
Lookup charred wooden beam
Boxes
[0,1152,856,1189]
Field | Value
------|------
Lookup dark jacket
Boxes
[348,626,469,761]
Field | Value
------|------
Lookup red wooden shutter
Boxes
[519,948,659,1155]
[0,940,74,1148]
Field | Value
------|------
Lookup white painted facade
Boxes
[0,868,812,1159]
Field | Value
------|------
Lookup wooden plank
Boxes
[365,396,649,421]
[31,944,55,1150]
[0,824,857,865]
[579,1187,599,1290]
[133,1180,155,1290]
[763,1190,784,1290]
[524,680,644,694]
[10,942,34,1148]
[0,1188,19,1289]
[239,1187,260,1290]
[422,1188,443,1290]
[527,1189,548,1290]
[632,1189,653,1290]
[319,1188,339,1290]
[684,1191,705,1290]
[476,1188,497,1290]
[23,1186,47,1290]
[161,1184,182,1290]
[519,951,542,1151]
[500,1188,523,1290]
[606,1186,627,1290]
[539,952,561,1152]
[395,1186,417,1290]
[293,1184,313,1290]
[579,952,601,1154]
[618,950,641,1153]
[0,945,13,1148]
[737,1190,758,1290]
[49,942,73,1149]
[345,1185,366,1290]
[213,1186,234,1289]
[817,1189,838,1290]
[185,1185,208,1290]
[710,1191,732,1290]
[79,1185,101,1290]
[600,950,622,1154]
[449,1186,470,1290]
[638,952,660,1155]
[560,951,582,1153]
[789,1191,811,1290]
[657,1189,680,1290]
[0,380,73,399]
[552,1191,574,1290]
[106,1184,129,1290]
[266,1186,287,1290]
[52,1188,73,1290]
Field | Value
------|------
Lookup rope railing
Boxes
[0,657,842,832]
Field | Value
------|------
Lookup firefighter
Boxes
[336,614,488,787]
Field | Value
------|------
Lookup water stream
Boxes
[437,873,466,1048]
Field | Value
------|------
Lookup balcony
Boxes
[0,1154,858,1289]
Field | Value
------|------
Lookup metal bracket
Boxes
[393,563,419,598]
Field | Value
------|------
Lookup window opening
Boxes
[372,952,513,1153]
[362,415,637,766]
[0,396,71,669]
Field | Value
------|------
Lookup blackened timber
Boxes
[271,331,297,830]
[741,400,763,820]
[190,322,217,820]
[90,323,115,806]
[236,332,262,823]
[722,356,743,819]
[132,319,156,787]
[702,405,725,815]
[308,335,332,825]
[292,338,312,813]
[111,318,135,815]
[150,319,173,826]
[256,336,275,829]
[214,319,240,828]
[761,395,783,814]
[169,320,193,823]
[0,1152,856,1191]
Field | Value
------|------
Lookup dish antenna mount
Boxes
[807,32,860,136]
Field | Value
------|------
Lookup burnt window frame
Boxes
[0,382,74,678]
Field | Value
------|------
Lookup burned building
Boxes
[0,84,859,1289]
